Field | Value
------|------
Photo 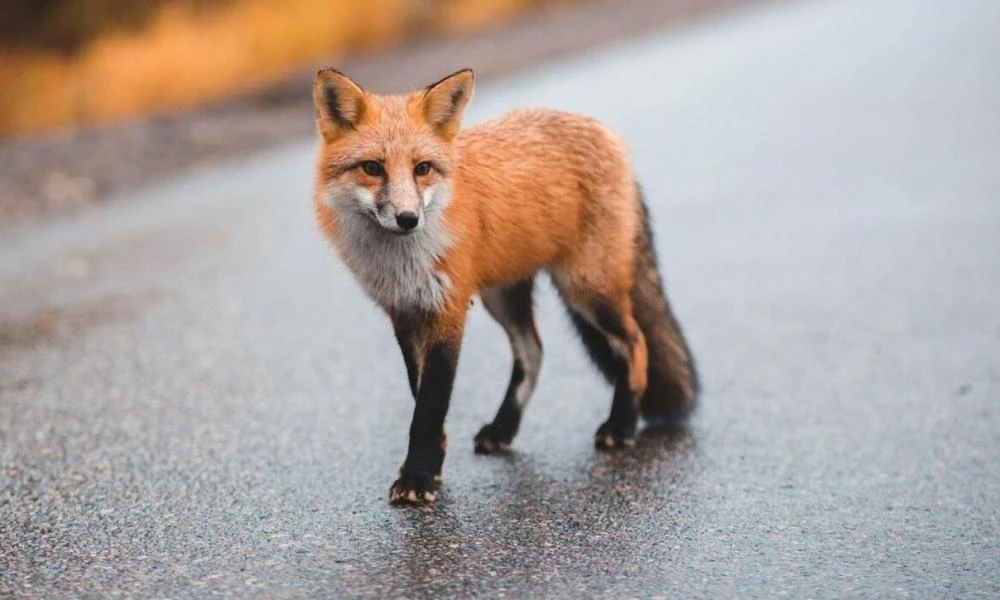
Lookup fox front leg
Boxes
[392,315,422,399]
[388,309,466,506]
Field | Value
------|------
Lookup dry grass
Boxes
[0,0,552,136]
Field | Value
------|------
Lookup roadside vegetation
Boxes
[0,0,577,136]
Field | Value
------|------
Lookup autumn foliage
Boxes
[0,0,568,136]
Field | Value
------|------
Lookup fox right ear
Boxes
[420,68,475,140]
[313,69,368,141]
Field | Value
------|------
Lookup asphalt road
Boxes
[2,0,999,596]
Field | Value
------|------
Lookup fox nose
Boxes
[396,212,419,231]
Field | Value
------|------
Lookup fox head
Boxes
[312,68,475,235]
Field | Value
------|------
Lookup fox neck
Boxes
[334,201,453,314]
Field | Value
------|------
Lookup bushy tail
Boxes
[632,186,699,423]
[564,185,699,424]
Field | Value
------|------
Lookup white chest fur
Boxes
[334,210,452,313]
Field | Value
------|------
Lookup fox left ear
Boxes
[313,68,368,142]
[420,69,475,139]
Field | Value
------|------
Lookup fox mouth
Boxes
[376,218,417,237]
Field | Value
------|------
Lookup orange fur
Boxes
[312,76,643,339]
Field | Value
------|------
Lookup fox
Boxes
[311,67,699,505]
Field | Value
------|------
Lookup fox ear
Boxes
[313,68,368,141]
[421,69,475,139]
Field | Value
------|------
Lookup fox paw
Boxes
[473,423,513,455]
[594,420,637,450]
[388,473,439,505]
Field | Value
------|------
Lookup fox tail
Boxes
[631,185,700,423]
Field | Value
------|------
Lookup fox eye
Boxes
[414,161,432,176]
[360,161,384,176]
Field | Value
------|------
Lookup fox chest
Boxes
[337,230,451,314]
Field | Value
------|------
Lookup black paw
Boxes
[474,423,513,455]
[594,420,637,450]
[388,472,439,505]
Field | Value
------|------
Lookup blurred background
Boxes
[0,0,577,136]
[0,0,736,221]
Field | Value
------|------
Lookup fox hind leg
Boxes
[556,275,648,449]
[474,278,543,454]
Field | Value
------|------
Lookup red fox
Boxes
[311,68,699,505]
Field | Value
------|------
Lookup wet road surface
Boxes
[2,0,999,596]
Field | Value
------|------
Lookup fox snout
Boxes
[373,185,425,234]
[376,204,422,234]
